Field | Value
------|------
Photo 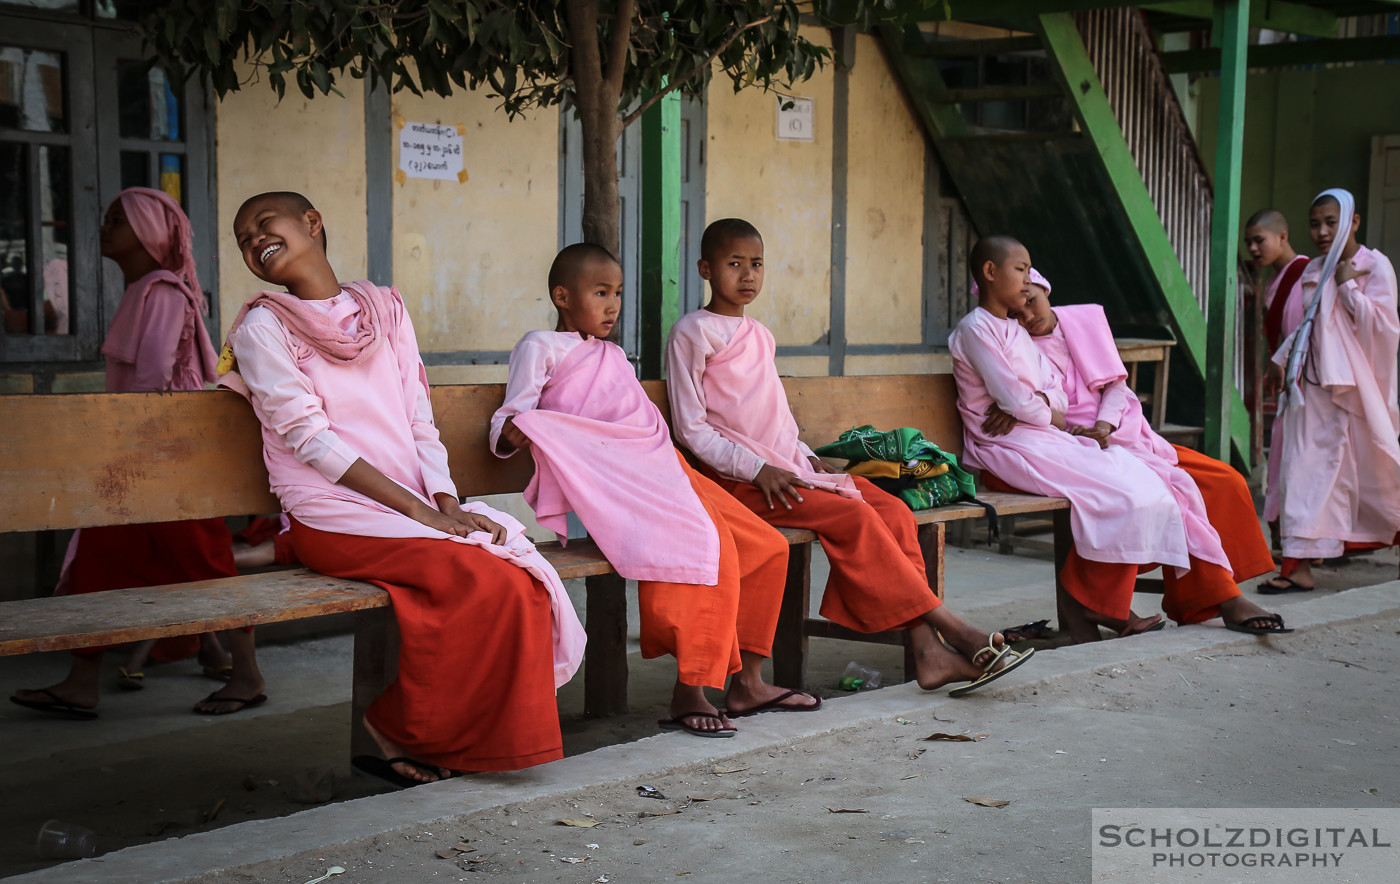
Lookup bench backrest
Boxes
[0,373,962,533]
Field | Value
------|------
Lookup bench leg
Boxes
[909,522,947,684]
[351,606,399,760]
[997,514,1017,555]
[772,541,812,691]
[584,572,629,718]
[1052,509,1072,632]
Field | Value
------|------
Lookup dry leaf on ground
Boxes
[923,732,988,742]
[964,797,1010,807]
[827,808,869,814]
[558,818,601,828]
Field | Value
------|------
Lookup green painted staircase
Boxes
[882,11,1252,467]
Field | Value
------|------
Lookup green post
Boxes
[1203,0,1250,461]
[639,87,682,380]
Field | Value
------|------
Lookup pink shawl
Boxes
[218,280,391,395]
[704,317,858,497]
[101,187,218,380]
[511,336,722,585]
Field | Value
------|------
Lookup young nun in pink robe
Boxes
[1245,209,1311,539]
[492,243,816,739]
[222,192,583,787]
[664,218,1033,695]
[10,187,238,721]
[950,235,1193,643]
[1012,272,1287,635]
[1263,188,1400,593]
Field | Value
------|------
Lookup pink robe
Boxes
[226,285,584,687]
[665,310,857,497]
[949,307,1190,570]
[1034,305,1232,574]
[490,331,722,585]
[102,269,218,392]
[1262,255,1313,514]
[1268,247,1400,558]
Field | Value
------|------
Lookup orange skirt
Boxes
[721,475,939,633]
[638,458,789,689]
[291,519,563,772]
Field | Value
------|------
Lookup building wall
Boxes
[705,27,836,350]
[845,34,926,347]
[214,68,368,334]
[388,91,558,359]
[1195,63,1400,252]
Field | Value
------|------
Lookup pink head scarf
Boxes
[970,266,1051,299]
[101,187,218,381]
[118,187,204,307]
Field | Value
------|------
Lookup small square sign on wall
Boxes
[776,95,815,142]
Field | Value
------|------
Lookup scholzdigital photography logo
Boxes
[1092,808,1399,881]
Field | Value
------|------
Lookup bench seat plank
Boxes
[0,570,387,656]
[912,491,1068,523]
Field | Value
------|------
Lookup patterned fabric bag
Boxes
[814,425,997,537]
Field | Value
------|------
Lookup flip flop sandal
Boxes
[117,667,145,691]
[351,755,448,790]
[9,689,98,720]
[192,692,268,715]
[967,633,1013,670]
[1225,614,1294,635]
[727,689,822,718]
[201,664,234,681]
[948,647,1036,698]
[1258,577,1314,595]
[1000,619,1051,643]
[657,712,737,738]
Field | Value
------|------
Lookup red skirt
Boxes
[67,518,236,660]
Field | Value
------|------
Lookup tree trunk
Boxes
[564,0,626,260]
[577,107,622,258]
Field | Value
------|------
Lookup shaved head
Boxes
[701,218,763,261]
[1312,193,1341,211]
[549,242,620,292]
[969,234,1024,287]
[236,191,327,251]
[1245,208,1288,234]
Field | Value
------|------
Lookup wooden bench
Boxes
[0,374,1066,752]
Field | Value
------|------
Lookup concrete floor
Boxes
[2,536,1397,882]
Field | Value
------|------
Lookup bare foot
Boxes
[192,671,267,714]
[722,650,819,715]
[1103,611,1164,637]
[670,682,735,734]
[924,608,1010,668]
[1219,596,1287,629]
[13,657,101,710]
[907,622,985,691]
[362,716,451,783]
[196,633,232,676]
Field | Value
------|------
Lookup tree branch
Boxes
[603,0,636,94]
[620,15,772,129]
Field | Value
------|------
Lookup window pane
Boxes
[0,141,30,335]
[39,145,71,336]
[0,46,66,133]
[120,150,148,189]
[0,2,80,12]
[95,1,160,20]
[158,152,183,204]
[0,143,72,336]
[117,59,181,141]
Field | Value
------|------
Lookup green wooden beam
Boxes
[1204,0,1250,462]
[1035,10,1253,467]
[638,87,681,380]
[1161,34,1400,73]
[1143,1,1337,38]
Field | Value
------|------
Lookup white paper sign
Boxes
[776,95,815,142]
[398,121,465,181]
